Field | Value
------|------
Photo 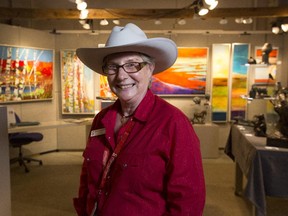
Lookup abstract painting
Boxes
[211,44,231,122]
[61,50,95,114]
[150,47,208,95]
[230,43,250,120]
[0,45,53,103]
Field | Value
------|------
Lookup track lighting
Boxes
[177,18,186,25]
[81,19,93,30]
[100,19,109,26]
[193,0,218,16]
[272,26,280,34]
[281,23,288,32]
[77,1,87,10]
[271,20,288,34]
[112,19,120,25]
[235,17,253,24]
[219,18,228,25]
[79,9,89,19]
[154,19,162,25]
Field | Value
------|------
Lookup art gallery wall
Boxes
[1,23,288,150]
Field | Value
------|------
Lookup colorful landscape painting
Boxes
[0,45,53,103]
[150,47,208,95]
[61,50,95,114]
[230,43,250,120]
[211,44,231,122]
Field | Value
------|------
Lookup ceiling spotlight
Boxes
[82,19,92,30]
[177,18,186,25]
[154,19,162,25]
[271,23,280,34]
[79,19,86,25]
[77,1,87,10]
[219,18,228,25]
[242,17,253,24]
[235,18,243,24]
[198,8,209,16]
[100,19,109,26]
[112,19,120,25]
[281,23,288,32]
[207,0,218,10]
[79,9,89,19]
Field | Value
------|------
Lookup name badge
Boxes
[91,128,106,137]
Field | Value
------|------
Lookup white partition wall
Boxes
[0,106,11,216]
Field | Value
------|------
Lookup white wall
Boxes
[0,106,11,216]
[1,23,288,150]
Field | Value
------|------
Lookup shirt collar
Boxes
[103,89,155,124]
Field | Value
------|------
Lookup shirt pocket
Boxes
[83,137,107,180]
[112,153,166,192]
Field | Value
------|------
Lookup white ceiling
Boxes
[0,0,287,34]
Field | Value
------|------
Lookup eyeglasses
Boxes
[102,62,148,75]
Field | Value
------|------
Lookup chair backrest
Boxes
[15,113,21,123]
[7,107,16,127]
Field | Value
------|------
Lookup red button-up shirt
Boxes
[74,90,206,216]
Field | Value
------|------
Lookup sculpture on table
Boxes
[252,114,267,137]
[270,83,288,138]
[261,43,272,64]
[191,96,207,124]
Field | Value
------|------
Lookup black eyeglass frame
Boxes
[102,62,148,75]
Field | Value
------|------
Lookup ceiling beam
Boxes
[0,7,288,20]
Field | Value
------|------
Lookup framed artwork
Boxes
[150,47,208,95]
[255,46,278,65]
[211,44,231,122]
[99,75,116,99]
[60,50,95,114]
[230,43,250,121]
[0,45,53,103]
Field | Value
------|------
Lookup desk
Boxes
[225,124,288,216]
[8,119,93,154]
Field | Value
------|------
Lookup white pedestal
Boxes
[193,123,219,158]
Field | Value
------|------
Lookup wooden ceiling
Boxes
[0,6,288,20]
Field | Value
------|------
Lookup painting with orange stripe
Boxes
[150,47,208,95]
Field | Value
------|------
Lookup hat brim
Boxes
[76,38,177,75]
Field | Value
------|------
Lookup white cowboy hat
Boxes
[76,23,178,75]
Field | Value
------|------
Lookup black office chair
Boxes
[9,114,43,173]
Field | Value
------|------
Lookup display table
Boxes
[8,119,93,153]
[225,124,288,216]
[193,123,219,158]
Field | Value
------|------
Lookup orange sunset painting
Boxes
[151,47,208,95]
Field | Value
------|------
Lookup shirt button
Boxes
[123,163,128,168]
